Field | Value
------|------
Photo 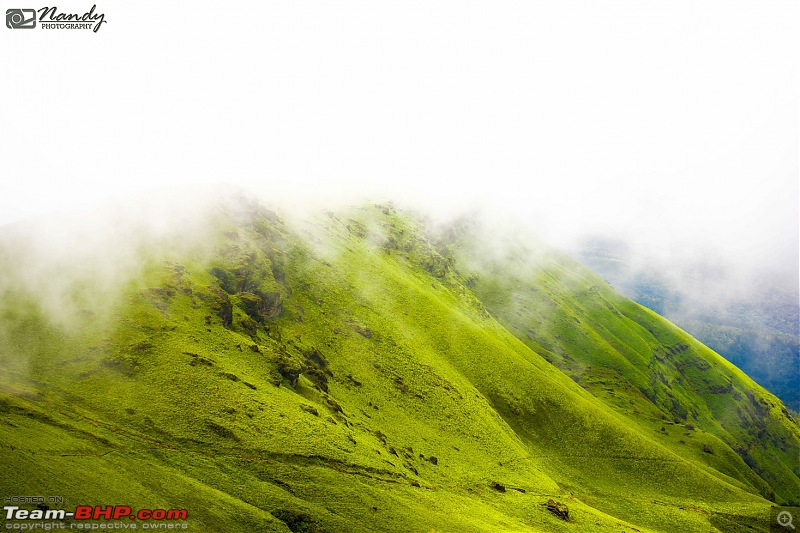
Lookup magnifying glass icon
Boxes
[778,511,795,529]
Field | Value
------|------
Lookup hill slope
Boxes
[436,217,800,505]
[0,199,797,532]
[575,237,800,413]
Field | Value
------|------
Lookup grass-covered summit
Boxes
[0,198,797,532]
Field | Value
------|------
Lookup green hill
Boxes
[576,238,800,413]
[0,199,797,532]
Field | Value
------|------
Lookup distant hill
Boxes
[0,199,797,532]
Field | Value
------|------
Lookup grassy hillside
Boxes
[577,240,800,413]
[0,199,797,532]
[437,216,800,505]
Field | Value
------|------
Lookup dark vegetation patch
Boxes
[210,289,232,327]
[350,323,372,339]
[206,420,238,441]
[345,374,362,387]
[272,343,333,393]
[324,397,343,415]
[102,357,137,376]
[131,341,153,352]
[272,509,322,533]
[707,381,733,395]
[184,352,214,367]
[303,349,332,392]
[239,317,259,337]
[346,219,368,239]
[210,267,237,294]
[299,405,319,417]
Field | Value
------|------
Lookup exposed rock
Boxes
[239,290,283,323]
[211,290,233,327]
[277,355,303,388]
[546,499,569,520]
[491,481,506,493]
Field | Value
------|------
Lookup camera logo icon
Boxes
[6,8,37,29]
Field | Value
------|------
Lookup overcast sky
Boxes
[1,1,797,287]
